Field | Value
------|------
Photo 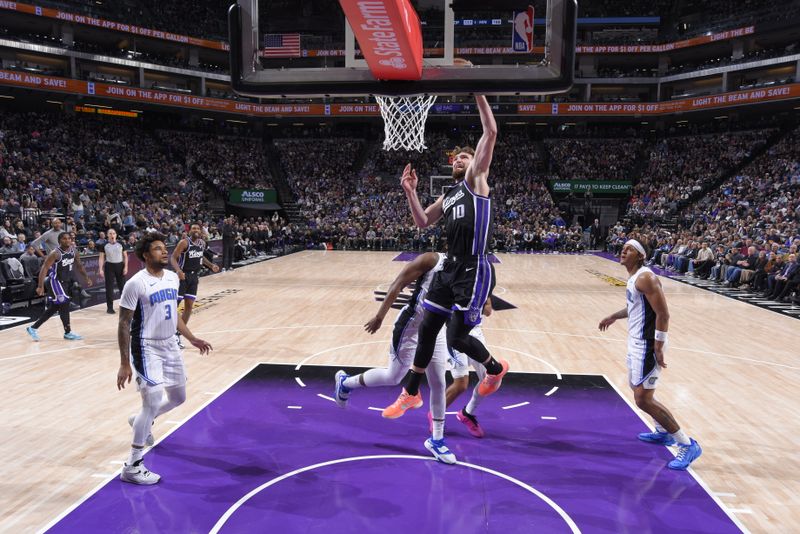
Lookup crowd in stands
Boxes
[627,129,773,219]
[0,110,216,258]
[607,125,800,302]
[271,130,584,253]
[157,131,274,196]
[545,138,645,182]
[2,104,799,308]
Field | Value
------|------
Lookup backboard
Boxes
[228,0,577,98]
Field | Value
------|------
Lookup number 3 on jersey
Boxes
[165,304,172,320]
[454,204,465,220]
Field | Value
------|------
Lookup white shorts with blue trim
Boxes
[133,337,186,390]
[627,337,661,390]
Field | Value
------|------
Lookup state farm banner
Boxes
[1,69,798,117]
[0,1,228,51]
[337,0,424,80]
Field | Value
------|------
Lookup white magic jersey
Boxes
[626,266,656,341]
[120,269,180,341]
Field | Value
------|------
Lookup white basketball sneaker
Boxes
[120,461,161,485]
[128,414,155,447]
[425,437,457,465]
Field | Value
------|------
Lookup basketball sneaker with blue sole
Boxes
[26,326,40,341]
[425,437,456,465]
[668,439,702,470]
[63,332,83,340]
[334,370,350,408]
[638,431,676,446]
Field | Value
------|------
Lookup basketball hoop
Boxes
[375,94,438,152]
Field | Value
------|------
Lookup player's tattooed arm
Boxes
[117,308,134,390]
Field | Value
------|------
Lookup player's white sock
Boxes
[670,429,691,446]
[465,386,484,415]
[343,375,363,389]
[127,446,144,465]
[432,418,445,440]
[654,421,667,433]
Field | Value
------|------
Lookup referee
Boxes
[98,228,128,314]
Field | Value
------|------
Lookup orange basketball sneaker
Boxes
[477,360,510,396]
[382,388,424,419]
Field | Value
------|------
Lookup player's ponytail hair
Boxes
[135,232,167,261]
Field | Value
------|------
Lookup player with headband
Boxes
[598,238,702,470]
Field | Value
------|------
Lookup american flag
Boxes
[262,33,301,57]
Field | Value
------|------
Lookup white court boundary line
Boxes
[602,374,751,534]
[207,455,581,534]
[7,320,797,373]
[36,362,261,534]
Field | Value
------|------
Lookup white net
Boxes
[375,94,438,152]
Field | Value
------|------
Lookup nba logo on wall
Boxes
[87,82,96,95]
[512,6,535,52]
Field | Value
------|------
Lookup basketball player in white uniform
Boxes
[599,239,702,470]
[116,232,212,485]
[335,252,461,463]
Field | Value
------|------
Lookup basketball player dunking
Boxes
[599,239,702,470]
[117,232,212,485]
[385,95,509,418]
[170,222,219,347]
[26,232,91,342]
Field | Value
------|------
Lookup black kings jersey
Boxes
[441,181,492,258]
[179,238,206,273]
[48,247,75,282]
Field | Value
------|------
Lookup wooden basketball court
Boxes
[1,251,797,532]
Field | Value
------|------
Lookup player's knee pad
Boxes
[166,385,187,407]
[141,384,165,417]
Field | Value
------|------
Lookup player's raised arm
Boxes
[465,95,498,197]
[401,163,444,228]
[364,252,440,334]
